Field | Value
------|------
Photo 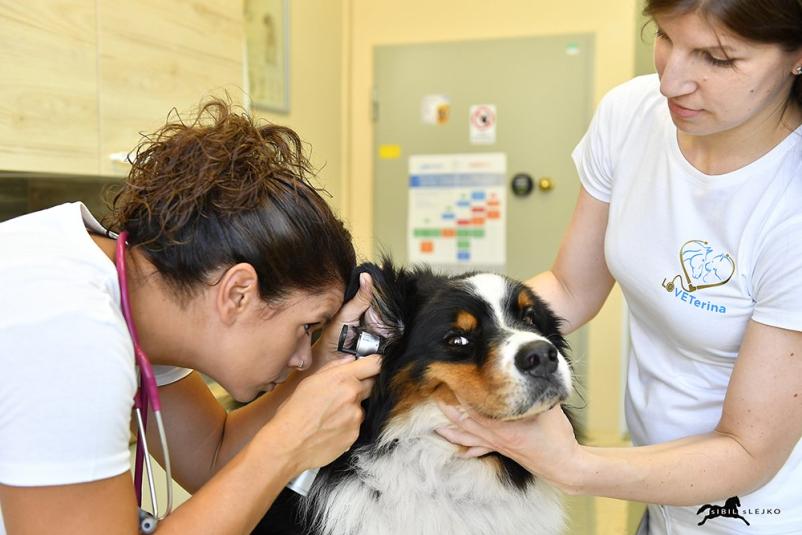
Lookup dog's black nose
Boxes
[515,340,559,376]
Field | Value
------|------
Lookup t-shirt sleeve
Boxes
[571,75,662,204]
[751,215,802,332]
[0,313,137,486]
[571,90,617,203]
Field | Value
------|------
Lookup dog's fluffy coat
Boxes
[254,262,575,535]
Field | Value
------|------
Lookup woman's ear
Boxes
[216,263,262,325]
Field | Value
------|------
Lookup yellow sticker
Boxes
[379,144,401,159]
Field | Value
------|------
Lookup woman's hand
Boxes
[266,354,381,473]
[312,272,375,368]
[435,401,584,492]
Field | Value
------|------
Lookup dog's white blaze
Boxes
[308,402,565,535]
[465,273,508,325]
[465,273,573,407]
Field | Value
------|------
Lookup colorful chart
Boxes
[408,153,506,266]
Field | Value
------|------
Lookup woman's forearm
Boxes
[158,423,299,534]
[559,432,773,506]
[526,270,610,335]
[525,189,615,334]
[212,368,309,473]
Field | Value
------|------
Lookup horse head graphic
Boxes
[662,240,736,293]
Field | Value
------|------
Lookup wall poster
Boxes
[408,153,506,267]
[245,0,290,112]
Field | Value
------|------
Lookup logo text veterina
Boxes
[672,287,727,314]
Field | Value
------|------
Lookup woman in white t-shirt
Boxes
[0,100,380,534]
[437,1,802,533]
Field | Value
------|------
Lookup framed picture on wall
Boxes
[244,0,290,113]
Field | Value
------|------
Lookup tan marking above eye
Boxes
[517,289,534,310]
[454,310,477,332]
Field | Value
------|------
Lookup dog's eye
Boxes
[446,335,470,347]
[522,308,536,326]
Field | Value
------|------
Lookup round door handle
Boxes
[538,177,554,192]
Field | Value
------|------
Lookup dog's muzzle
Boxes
[514,340,559,377]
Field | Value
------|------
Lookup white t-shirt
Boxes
[574,74,802,534]
[0,203,191,533]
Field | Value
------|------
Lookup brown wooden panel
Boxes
[97,0,245,175]
[0,0,99,174]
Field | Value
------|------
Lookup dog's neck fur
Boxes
[306,402,566,535]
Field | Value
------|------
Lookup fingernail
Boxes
[359,272,369,288]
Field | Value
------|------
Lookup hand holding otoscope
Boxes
[286,271,388,496]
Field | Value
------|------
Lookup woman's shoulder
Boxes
[765,153,802,226]
[597,74,665,126]
[0,205,124,343]
[605,73,661,99]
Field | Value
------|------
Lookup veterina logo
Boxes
[696,496,783,527]
[661,239,735,314]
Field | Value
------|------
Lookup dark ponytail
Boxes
[105,98,356,304]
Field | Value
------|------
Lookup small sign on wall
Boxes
[421,95,451,125]
[469,104,496,144]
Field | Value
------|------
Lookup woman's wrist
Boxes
[539,444,595,496]
[249,420,304,484]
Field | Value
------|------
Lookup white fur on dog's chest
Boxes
[309,405,566,535]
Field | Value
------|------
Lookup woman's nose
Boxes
[659,53,698,99]
[289,340,314,370]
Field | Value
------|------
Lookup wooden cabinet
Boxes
[97,0,245,175]
[0,0,245,176]
[0,1,100,174]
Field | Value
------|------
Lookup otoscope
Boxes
[286,323,387,496]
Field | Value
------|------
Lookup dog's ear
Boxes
[344,258,408,343]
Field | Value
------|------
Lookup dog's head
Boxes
[346,260,573,445]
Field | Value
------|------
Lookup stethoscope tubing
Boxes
[115,231,173,526]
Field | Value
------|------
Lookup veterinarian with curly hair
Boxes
[0,100,380,534]
[437,1,802,533]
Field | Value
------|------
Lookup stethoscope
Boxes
[115,231,173,534]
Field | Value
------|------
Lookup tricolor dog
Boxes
[254,261,576,535]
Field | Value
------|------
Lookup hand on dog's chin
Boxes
[433,424,494,458]
[434,401,497,456]
[436,401,581,485]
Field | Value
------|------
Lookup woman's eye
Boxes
[303,323,316,336]
[304,323,324,344]
[703,52,735,68]
[447,335,470,347]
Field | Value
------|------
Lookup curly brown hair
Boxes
[105,98,356,304]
